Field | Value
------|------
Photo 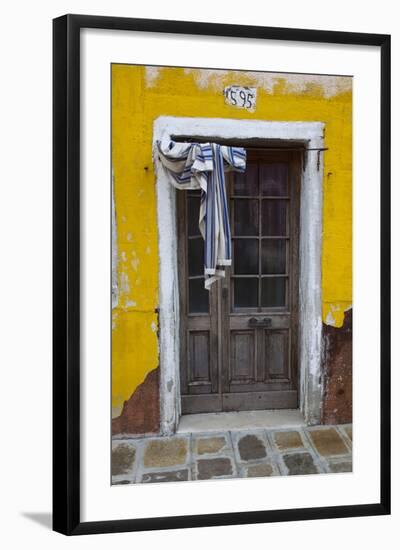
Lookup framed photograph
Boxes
[53,14,390,535]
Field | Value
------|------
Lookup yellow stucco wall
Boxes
[112,65,352,418]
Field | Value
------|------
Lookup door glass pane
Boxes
[261,278,286,307]
[233,162,258,196]
[260,163,288,196]
[188,237,204,276]
[262,199,287,236]
[187,195,201,236]
[234,239,259,274]
[189,278,209,313]
[234,199,259,236]
[262,240,286,274]
[234,278,258,308]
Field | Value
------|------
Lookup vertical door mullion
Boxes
[221,174,232,399]
[287,161,291,311]
[256,160,262,381]
[210,280,219,394]
[289,152,300,391]
[258,161,262,313]
[177,192,189,395]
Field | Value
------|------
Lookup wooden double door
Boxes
[178,149,301,414]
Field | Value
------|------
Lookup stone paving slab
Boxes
[143,437,188,468]
[326,458,353,473]
[112,424,352,485]
[196,457,234,480]
[231,430,270,463]
[111,442,136,477]
[307,427,350,457]
[272,430,305,451]
[195,435,228,455]
[281,452,320,475]
[237,433,268,461]
[244,461,277,477]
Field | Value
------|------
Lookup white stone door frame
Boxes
[153,116,324,435]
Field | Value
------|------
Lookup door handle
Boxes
[248,317,272,328]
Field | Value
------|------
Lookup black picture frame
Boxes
[53,14,391,535]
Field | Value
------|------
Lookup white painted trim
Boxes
[153,116,324,434]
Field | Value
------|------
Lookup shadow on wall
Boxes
[22,512,52,530]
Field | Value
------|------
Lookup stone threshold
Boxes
[177,409,305,434]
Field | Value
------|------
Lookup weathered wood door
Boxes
[178,149,300,414]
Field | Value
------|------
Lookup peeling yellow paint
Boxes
[112,65,352,416]
[112,309,158,417]
[323,302,352,328]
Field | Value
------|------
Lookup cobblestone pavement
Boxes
[112,424,352,484]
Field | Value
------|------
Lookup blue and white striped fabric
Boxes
[156,139,246,289]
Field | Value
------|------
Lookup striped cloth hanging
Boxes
[156,139,246,289]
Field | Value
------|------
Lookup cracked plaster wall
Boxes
[112,65,352,426]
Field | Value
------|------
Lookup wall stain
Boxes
[112,367,160,435]
[322,309,352,424]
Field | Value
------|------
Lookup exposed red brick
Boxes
[322,309,352,424]
[112,367,160,436]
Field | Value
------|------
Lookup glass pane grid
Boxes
[188,237,204,277]
[262,199,288,236]
[233,239,258,274]
[260,163,289,196]
[233,162,258,195]
[187,196,201,236]
[262,239,287,274]
[261,277,287,308]
[233,199,259,236]
[232,159,290,311]
[188,278,209,314]
[186,194,209,314]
